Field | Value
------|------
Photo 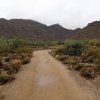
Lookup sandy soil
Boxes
[0,50,99,100]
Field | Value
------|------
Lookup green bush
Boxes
[15,46,33,54]
[64,41,84,56]
[0,38,34,54]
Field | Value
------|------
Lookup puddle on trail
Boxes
[38,75,56,87]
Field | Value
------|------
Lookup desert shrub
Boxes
[22,57,31,64]
[0,57,2,67]
[10,59,22,65]
[74,63,84,71]
[0,38,34,85]
[94,58,100,65]
[0,53,9,57]
[4,56,11,62]
[0,75,15,85]
[95,65,100,72]
[56,55,69,61]
[0,38,34,54]
[77,63,100,78]
[89,39,100,47]
[6,68,19,74]
[62,59,69,64]
[64,56,80,65]
[10,59,22,72]
[86,48,99,57]
[26,54,33,58]
[81,67,95,78]
[82,48,100,64]
[50,51,56,57]
[15,46,33,54]
[85,55,95,63]
[2,59,21,73]
[54,46,65,55]
[64,41,84,56]
[3,63,11,71]
[0,38,16,53]
[94,50,100,65]
[7,70,13,75]
[11,38,24,49]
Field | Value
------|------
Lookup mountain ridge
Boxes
[72,21,100,39]
[0,18,80,40]
[0,18,100,40]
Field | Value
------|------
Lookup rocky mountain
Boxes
[72,21,100,39]
[0,18,80,41]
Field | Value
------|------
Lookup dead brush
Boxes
[10,59,22,72]
[22,57,31,64]
[0,75,15,85]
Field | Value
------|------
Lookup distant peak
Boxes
[0,18,7,21]
[87,21,100,26]
[49,24,63,28]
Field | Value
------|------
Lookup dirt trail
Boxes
[1,50,99,100]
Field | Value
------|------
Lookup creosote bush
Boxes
[64,41,84,56]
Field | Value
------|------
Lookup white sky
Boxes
[0,0,100,29]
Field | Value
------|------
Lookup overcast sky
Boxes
[0,0,100,29]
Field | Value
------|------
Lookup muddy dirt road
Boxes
[1,50,99,100]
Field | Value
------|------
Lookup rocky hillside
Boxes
[0,18,80,41]
[72,21,100,39]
